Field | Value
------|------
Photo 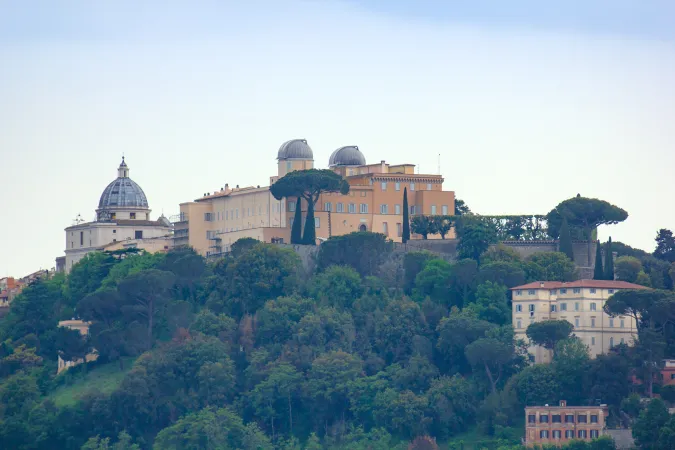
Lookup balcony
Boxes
[169,213,189,224]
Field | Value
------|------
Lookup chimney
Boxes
[560,400,567,407]
[540,282,545,288]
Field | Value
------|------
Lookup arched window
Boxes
[359,224,367,232]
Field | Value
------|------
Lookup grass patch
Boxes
[49,358,135,407]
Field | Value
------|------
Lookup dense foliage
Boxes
[1,227,675,449]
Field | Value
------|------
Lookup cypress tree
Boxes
[290,197,302,244]
[604,237,614,280]
[558,217,575,261]
[593,241,604,280]
[402,187,410,243]
[302,199,316,245]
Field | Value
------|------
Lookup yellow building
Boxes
[56,320,99,374]
[174,139,455,256]
[511,280,648,363]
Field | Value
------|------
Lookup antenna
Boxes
[438,153,440,175]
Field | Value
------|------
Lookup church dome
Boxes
[329,146,366,167]
[277,139,313,160]
[98,158,149,210]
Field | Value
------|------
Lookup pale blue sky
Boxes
[1,0,674,276]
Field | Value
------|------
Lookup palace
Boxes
[58,158,173,273]
[174,139,456,257]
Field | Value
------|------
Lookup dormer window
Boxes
[130,212,136,219]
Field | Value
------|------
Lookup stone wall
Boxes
[275,243,319,276]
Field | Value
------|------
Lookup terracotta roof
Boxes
[510,280,650,291]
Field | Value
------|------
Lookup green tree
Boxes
[614,256,642,283]
[466,282,511,325]
[317,232,392,277]
[558,217,574,261]
[402,188,410,243]
[605,238,615,280]
[527,252,577,282]
[117,269,176,350]
[456,218,499,264]
[249,363,303,436]
[291,197,302,244]
[477,261,526,289]
[433,216,454,239]
[426,375,477,438]
[593,243,604,280]
[465,337,513,394]
[436,310,493,373]
[455,198,471,215]
[225,243,301,316]
[654,228,675,263]
[414,259,453,306]
[270,169,350,246]
[526,320,573,352]
[411,216,438,239]
[54,326,92,372]
[632,398,670,449]
[511,364,560,406]
[481,245,522,264]
[546,196,628,266]
[81,431,140,450]
[65,252,117,310]
[309,265,363,309]
[403,251,435,294]
[552,338,591,405]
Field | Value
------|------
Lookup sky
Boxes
[1,0,674,276]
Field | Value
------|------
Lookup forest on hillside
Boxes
[1,224,675,449]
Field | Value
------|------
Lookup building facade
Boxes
[0,277,23,308]
[511,280,648,363]
[60,158,173,272]
[525,400,608,446]
[56,320,99,374]
[175,139,455,257]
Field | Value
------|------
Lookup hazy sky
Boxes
[1,0,674,276]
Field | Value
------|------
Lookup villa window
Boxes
[560,288,567,294]
[575,302,580,311]
[383,222,388,235]
[528,415,536,424]
[575,318,580,327]
[591,318,596,327]
[552,415,561,423]
[410,182,415,191]
[565,430,574,438]
[550,289,557,294]
[427,183,432,190]
[516,304,522,312]
[592,337,596,345]
[565,415,574,423]
[552,430,561,439]
[590,303,597,311]
[608,289,615,294]
[528,289,536,295]
[135,231,143,239]
[395,204,401,215]
[515,290,522,296]
[610,337,614,347]
[410,205,417,214]
[80,232,84,246]
[573,288,581,294]
[529,304,535,312]
[560,303,567,311]
[315,218,320,228]
[360,203,368,213]
[517,320,522,329]
[395,182,400,191]
[551,305,557,312]
[442,205,448,215]
[578,430,587,439]
[113,229,116,234]
[380,204,388,214]
[540,431,549,439]
[540,415,549,423]
[337,203,344,213]
[381,182,387,191]
[620,319,625,328]
[289,202,296,212]
[590,430,599,439]
[349,203,356,213]
[324,202,332,212]
[397,223,402,237]
[431,205,437,215]
[609,318,614,328]
[590,288,597,294]
[590,415,598,424]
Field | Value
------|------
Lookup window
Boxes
[395,182,401,191]
[427,183,432,190]
[528,414,536,424]
[577,415,587,423]
[573,288,581,294]
[517,320,522,329]
[550,289,557,294]
[578,430,587,439]
[410,205,417,214]
[552,414,561,423]
[236,209,239,218]
[590,415,598,423]
[325,202,332,212]
[431,205,437,215]
[608,289,615,294]
[380,204,388,214]
[609,318,614,328]
[528,289,536,295]
[575,302,580,311]
[540,430,549,439]
[135,231,143,239]
[113,229,116,234]
[337,203,344,213]
[592,337,596,345]
[315,217,320,228]
[442,205,448,215]
[610,337,614,347]
[360,203,368,213]
[529,304,535,312]
[560,303,567,311]
[395,204,401,215]
[381,182,387,191]
[360,191,366,197]
[551,305,557,312]
[590,303,597,311]
[620,319,625,328]
[559,288,566,294]
[397,223,402,237]
[410,182,415,191]
[130,212,136,219]
[590,288,596,294]
[349,203,356,213]
[553,430,561,439]
[620,338,625,344]
[289,201,296,212]
[516,290,522,296]
[540,414,549,423]
[516,304,523,312]
[565,430,574,438]
[671,374,675,380]
[205,213,213,221]
[591,318,596,328]
[111,213,116,219]
[565,415,575,423]
[590,430,599,439]
[575,318,580,328]
[80,231,84,246]
[383,222,388,235]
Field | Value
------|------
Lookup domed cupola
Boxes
[277,139,314,160]
[97,158,149,217]
[329,146,366,167]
